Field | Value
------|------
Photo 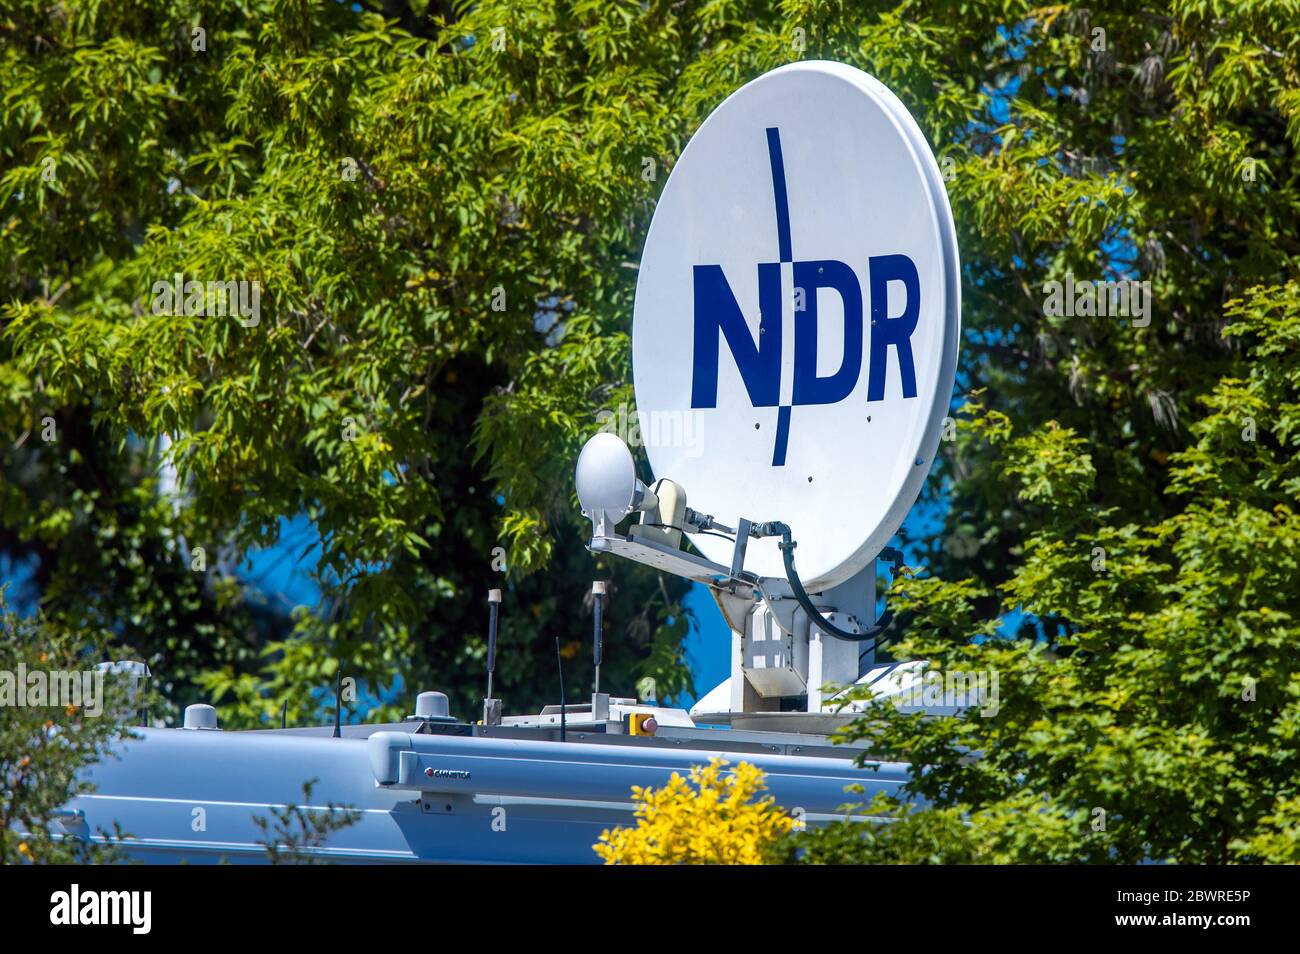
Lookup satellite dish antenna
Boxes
[631,60,960,591]
[576,60,960,719]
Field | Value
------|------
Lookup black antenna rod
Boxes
[332,668,342,738]
[483,589,504,725]
[281,699,287,729]
[555,636,566,743]
[592,581,605,694]
[486,589,501,699]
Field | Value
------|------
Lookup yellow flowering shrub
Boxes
[594,757,794,864]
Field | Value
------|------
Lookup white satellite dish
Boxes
[632,60,960,591]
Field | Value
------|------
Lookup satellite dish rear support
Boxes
[580,486,898,718]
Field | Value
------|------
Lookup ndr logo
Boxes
[690,127,922,466]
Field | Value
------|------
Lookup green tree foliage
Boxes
[251,778,360,864]
[0,591,138,863]
[3,0,1298,861]
[0,0,721,725]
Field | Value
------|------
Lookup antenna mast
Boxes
[592,581,605,693]
[483,589,503,725]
